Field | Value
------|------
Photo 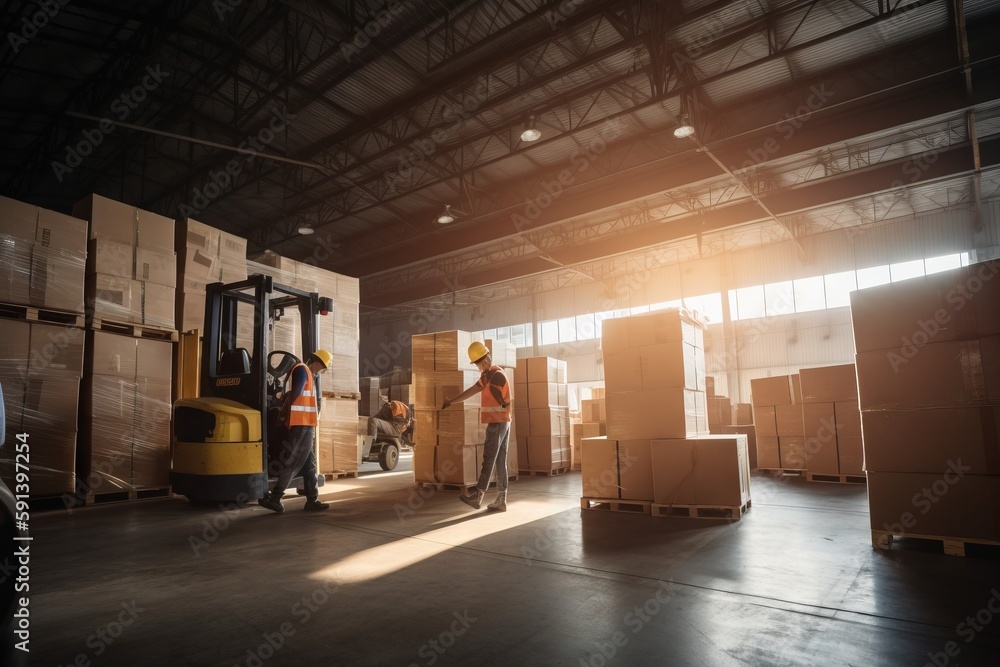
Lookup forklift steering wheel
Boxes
[267,350,301,399]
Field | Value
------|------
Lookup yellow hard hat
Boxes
[467,341,490,364]
[311,349,333,369]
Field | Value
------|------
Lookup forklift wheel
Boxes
[379,443,399,471]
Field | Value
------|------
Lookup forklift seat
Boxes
[220,348,251,375]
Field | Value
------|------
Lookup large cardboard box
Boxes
[29,323,85,376]
[89,330,138,378]
[87,238,132,278]
[581,437,619,498]
[757,436,781,469]
[132,378,171,487]
[527,381,567,409]
[134,247,177,288]
[799,364,858,403]
[433,331,477,371]
[779,436,807,469]
[137,338,173,381]
[484,338,517,367]
[602,347,643,393]
[650,435,750,507]
[412,446,437,483]
[851,261,1000,354]
[721,424,757,469]
[22,375,80,431]
[639,342,700,391]
[838,436,865,475]
[178,246,219,283]
[626,309,704,348]
[0,236,32,305]
[802,402,839,474]
[775,403,804,436]
[527,435,569,470]
[435,444,478,486]
[528,407,569,436]
[581,398,606,423]
[31,244,86,312]
[135,208,174,250]
[867,471,1000,541]
[177,218,221,256]
[74,194,135,245]
[526,357,562,383]
[177,290,206,333]
[87,274,135,323]
[753,405,778,437]
[707,396,732,428]
[618,439,654,501]
[140,282,175,329]
[0,426,76,496]
[750,376,793,406]
[834,401,862,437]
[734,403,753,424]
[855,337,1000,410]
[413,370,480,409]
[0,195,38,239]
[605,388,706,440]
[219,231,248,262]
[861,407,1000,474]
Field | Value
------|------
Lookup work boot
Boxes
[258,491,284,514]
[303,498,330,511]
[487,492,507,512]
[458,488,484,510]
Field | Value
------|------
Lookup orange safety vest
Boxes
[477,366,511,424]
[389,400,407,421]
[286,363,318,427]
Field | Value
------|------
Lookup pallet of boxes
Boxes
[751,374,809,475]
[580,309,751,520]
[572,387,606,471]
[852,261,1000,556]
[514,357,570,476]
[72,194,178,503]
[0,196,88,504]
[412,332,517,490]
[248,253,362,479]
[798,364,865,484]
[707,379,759,470]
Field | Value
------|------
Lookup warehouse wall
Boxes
[359,204,988,387]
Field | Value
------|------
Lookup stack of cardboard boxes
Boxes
[706,377,734,433]
[359,376,381,416]
[514,356,569,474]
[572,387,606,471]
[582,310,748,516]
[719,401,757,469]
[851,261,1000,547]
[174,218,249,333]
[751,375,806,470]
[74,194,176,330]
[799,364,863,480]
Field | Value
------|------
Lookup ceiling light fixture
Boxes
[436,205,456,224]
[297,225,315,235]
[673,113,695,139]
[520,115,541,142]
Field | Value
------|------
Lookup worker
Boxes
[258,349,333,513]
[368,399,412,442]
[441,342,511,512]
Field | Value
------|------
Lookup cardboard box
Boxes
[581,398,606,423]
[851,262,1000,354]
[799,364,858,403]
[778,436,807,469]
[861,407,1000,474]
[721,424,757,469]
[734,403,753,424]
[0,236,31,305]
[219,231,248,262]
[0,195,37,239]
[638,342,700,391]
[756,434,781,468]
[137,338,173,381]
[529,407,568,436]
[89,331,137,379]
[626,309,704,348]
[177,290,206,333]
[855,337,1000,410]
[434,331,477,371]
[581,437,619,498]
[74,194,135,245]
[791,374,801,403]
[30,244,86,312]
[527,381,567,409]
[867,471,1000,542]
[435,443,478,486]
[706,375,716,397]
[600,318,628,353]
[835,401,862,437]
[134,247,177,288]
[775,403,804,436]
[22,375,80,431]
[0,320,31,379]
[527,435,569,470]
[413,370,480,409]
[526,356,560,383]
[618,439,654,501]
[0,427,76,497]
[751,376,793,406]
[605,388,707,440]
[484,338,517,367]
[412,445,437,483]
[135,208,174,250]
[591,387,605,400]
[602,348,643,392]
[220,258,248,283]
[88,238,133,278]
[516,436,529,471]
[36,207,87,251]
[707,396,732,428]
[140,282,175,329]
[753,405,778,437]
[802,403,839,473]
[132,378,172,487]
[178,246,220,283]
[29,322,85,376]
[650,435,750,507]
[177,219,221,256]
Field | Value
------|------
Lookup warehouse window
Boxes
[629,305,649,315]
[793,276,826,312]
[764,281,795,316]
[539,320,559,346]
[481,328,496,340]
[961,252,971,266]
[595,311,615,337]
[925,253,962,274]
[857,265,890,289]
[649,299,682,311]
[558,317,577,343]
[727,290,739,321]
[734,285,765,320]
[509,323,532,348]
[824,270,857,308]
[576,314,596,340]
[683,293,723,323]
[889,259,925,282]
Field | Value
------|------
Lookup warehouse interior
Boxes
[2,0,1000,665]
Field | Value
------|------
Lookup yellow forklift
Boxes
[170,274,333,502]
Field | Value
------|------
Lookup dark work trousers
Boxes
[272,425,318,501]
[475,421,510,493]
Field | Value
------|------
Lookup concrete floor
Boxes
[5,454,1000,666]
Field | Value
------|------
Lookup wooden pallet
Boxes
[651,499,752,521]
[872,530,1000,557]
[322,470,359,480]
[0,302,85,327]
[758,468,806,477]
[806,471,867,485]
[580,497,651,515]
[323,391,361,400]
[415,481,473,492]
[85,486,172,506]
[518,467,570,477]
[90,318,178,342]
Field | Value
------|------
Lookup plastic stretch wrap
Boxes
[31,243,87,312]
[318,397,359,473]
[605,388,709,441]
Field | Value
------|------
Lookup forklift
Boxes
[170,274,334,502]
